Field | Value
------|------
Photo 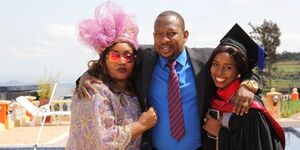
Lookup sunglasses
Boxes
[107,51,136,63]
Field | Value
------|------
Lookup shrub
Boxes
[37,72,60,99]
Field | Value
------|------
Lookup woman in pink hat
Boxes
[66,1,157,149]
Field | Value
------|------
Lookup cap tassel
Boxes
[257,45,265,70]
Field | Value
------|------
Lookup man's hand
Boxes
[232,85,254,116]
[202,114,221,137]
[77,72,102,99]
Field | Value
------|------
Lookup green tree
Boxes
[249,20,281,88]
[277,51,300,62]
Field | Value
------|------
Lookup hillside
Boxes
[271,60,300,92]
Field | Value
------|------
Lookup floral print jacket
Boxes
[66,83,141,150]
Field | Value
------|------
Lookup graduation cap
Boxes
[219,23,266,70]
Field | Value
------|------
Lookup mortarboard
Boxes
[219,23,266,70]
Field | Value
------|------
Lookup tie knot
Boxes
[167,60,177,69]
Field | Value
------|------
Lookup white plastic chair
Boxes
[16,96,71,126]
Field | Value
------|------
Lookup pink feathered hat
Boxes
[77,1,139,54]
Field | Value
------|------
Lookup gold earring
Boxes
[237,74,241,78]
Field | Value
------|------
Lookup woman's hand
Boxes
[138,107,157,130]
[131,107,157,139]
[202,113,221,137]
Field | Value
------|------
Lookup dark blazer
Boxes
[134,45,216,150]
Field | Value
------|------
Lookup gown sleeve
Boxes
[218,99,283,150]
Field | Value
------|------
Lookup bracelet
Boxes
[240,80,258,93]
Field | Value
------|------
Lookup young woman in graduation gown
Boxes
[202,24,285,150]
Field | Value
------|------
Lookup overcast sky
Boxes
[1,0,299,84]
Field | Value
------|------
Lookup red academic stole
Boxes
[210,80,285,149]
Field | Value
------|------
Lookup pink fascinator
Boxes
[78,1,139,54]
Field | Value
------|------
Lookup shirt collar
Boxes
[158,48,188,69]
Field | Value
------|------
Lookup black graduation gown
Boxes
[206,97,283,150]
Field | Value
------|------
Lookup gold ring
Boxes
[243,101,249,107]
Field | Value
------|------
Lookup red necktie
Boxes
[167,60,185,141]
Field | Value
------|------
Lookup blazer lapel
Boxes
[187,47,204,76]
[186,47,206,116]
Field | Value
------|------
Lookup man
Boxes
[78,11,261,150]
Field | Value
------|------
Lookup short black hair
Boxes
[156,10,185,31]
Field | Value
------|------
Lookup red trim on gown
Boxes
[210,79,285,149]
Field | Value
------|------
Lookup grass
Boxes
[281,100,300,118]
[276,66,300,72]
[275,61,300,72]
[272,80,300,89]
[275,61,300,73]
[266,61,300,90]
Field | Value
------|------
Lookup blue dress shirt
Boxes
[148,49,201,150]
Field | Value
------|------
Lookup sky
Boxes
[0,0,299,84]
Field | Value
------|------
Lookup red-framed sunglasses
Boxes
[107,51,136,63]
